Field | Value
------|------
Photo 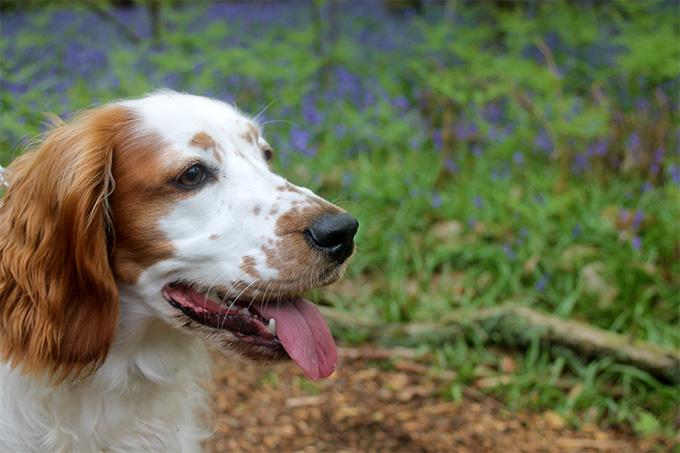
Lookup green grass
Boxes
[1,0,678,442]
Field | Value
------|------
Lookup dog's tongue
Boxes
[255,297,337,381]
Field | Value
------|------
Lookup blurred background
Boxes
[1,0,678,450]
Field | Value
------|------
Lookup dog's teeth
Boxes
[239,307,250,315]
[267,318,276,336]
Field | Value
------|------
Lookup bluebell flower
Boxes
[502,243,515,260]
[472,145,483,158]
[302,96,323,124]
[433,130,443,152]
[513,151,525,166]
[444,158,459,174]
[633,210,644,230]
[534,129,553,154]
[653,147,665,164]
[484,102,504,123]
[627,132,641,150]
[392,96,410,110]
[572,224,582,238]
[631,236,641,250]
[473,196,483,209]
[571,153,589,174]
[670,164,680,185]
[454,121,478,141]
[290,128,316,157]
[535,274,549,292]
[431,192,443,209]
[586,139,607,157]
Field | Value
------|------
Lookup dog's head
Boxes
[0,91,357,380]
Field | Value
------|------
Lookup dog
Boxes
[0,91,358,452]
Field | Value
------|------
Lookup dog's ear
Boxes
[0,106,134,380]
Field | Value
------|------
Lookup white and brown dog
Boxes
[0,91,357,452]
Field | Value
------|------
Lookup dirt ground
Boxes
[204,346,666,453]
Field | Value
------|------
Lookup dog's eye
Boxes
[264,147,273,162]
[177,164,208,188]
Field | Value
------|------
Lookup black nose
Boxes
[305,213,359,263]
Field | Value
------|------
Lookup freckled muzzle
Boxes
[304,213,359,264]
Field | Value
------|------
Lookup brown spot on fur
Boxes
[276,183,304,194]
[189,131,223,163]
[209,234,220,240]
[269,205,279,216]
[240,123,259,146]
[253,206,261,215]
[240,255,260,279]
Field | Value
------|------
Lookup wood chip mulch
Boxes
[203,347,668,453]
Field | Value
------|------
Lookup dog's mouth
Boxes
[161,283,337,380]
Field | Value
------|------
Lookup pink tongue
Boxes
[255,298,337,381]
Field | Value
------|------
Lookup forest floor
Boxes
[203,346,666,453]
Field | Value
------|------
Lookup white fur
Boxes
[0,91,338,452]
[0,299,211,453]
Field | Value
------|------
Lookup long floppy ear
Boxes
[0,105,134,379]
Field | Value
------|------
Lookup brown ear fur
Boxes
[0,105,135,379]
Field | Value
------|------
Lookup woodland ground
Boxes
[204,348,666,453]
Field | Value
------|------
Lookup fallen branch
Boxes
[320,304,680,384]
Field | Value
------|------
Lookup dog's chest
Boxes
[0,331,211,452]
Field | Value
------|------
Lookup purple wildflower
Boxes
[513,151,525,166]
[444,158,459,174]
[454,121,478,141]
[671,164,680,185]
[431,192,443,209]
[534,129,553,154]
[433,130,443,152]
[484,102,504,123]
[290,128,316,157]
[472,145,483,158]
[302,96,323,124]
[571,153,589,174]
[633,210,644,230]
[631,236,641,250]
[392,96,410,110]
[502,243,515,260]
[627,132,641,150]
[535,274,549,292]
[653,147,665,164]
[587,139,608,157]
[473,196,483,209]
[572,224,582,238]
